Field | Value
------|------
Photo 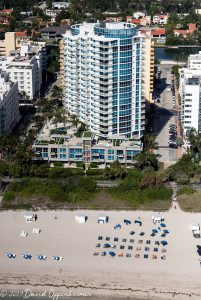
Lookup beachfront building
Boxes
[0,43,46,100]
[62,22,152,139]
[179,51,201,135]
[0,71,20,134]
[32,123,142,164]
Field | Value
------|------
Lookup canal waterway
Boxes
[155,46,201,62]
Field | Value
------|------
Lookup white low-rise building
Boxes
[0,44,46,100]
[52,1,70,9]
[0,71,20,134]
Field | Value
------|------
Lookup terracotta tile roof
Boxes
[16,31,28,37]
[151,28,166,35]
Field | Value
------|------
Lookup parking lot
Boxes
[153,65,178,164]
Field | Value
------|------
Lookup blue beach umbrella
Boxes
[161,240,168,246]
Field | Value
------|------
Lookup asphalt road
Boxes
[154,65,178,164]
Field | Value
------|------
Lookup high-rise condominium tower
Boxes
[63,22,151,138]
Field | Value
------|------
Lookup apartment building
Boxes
[179,51,201,134]
[33,129,142,164]
[0,71,20,134]
[0,32,16,56]
[62,22,152,139]
[0,43,46,100]
[153,14,169,25]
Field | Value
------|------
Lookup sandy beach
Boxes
[0,208,201,300]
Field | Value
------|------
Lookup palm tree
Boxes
[187,128,201,160]
[143,134,159,152]
[51,85,63,101]
[70,114,80,129]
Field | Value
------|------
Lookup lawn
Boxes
[177,189,201,212]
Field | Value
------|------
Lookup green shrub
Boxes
[3,191,15,201]
[76,162,85,169]
[89,162,98,168]
[86,169,104,176]
[53,161,64,167]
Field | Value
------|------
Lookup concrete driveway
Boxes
[154,65,178,165]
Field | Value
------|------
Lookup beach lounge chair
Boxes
[52,256,62,261]
[144,254,148,259]
[152,255,157,259]
[161,233,166,238]
[101,251,106,256]
[151,233,155,237]
[36,255,46,260]
[114,237,118,242]
[145,247,150,251]
[21,254,32,260]
[126,253,131,257]
[93,251,99,256]
[138,239,143,244]
[154,247,158,252]
[139,232,145,236]
[146,240,151,244]
[134,253,140,258]
[106,236,110,241]
[124,219,131,225]
[120,245,125,249]
[128,245,133,250]
[5,253,16,259]
[118,252,123,257]
[111,244,116,249]
[161,255,166,260]
[122,238,127,242]
[136,247,141,251]
[130,239,134,243]
[98,236,103,240]
[130,231,135,235]
[20,231,28,237]
[155,241,160,245]
[103,243,111,248]
[162,249,166,253]
[134,220,142,226]
[96,243,101,248]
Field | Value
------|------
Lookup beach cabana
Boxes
[32,228,41,234]
[24,212,36,222]
[152,215,164,224]
[98,215,109,223]
[75,214,87,223]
